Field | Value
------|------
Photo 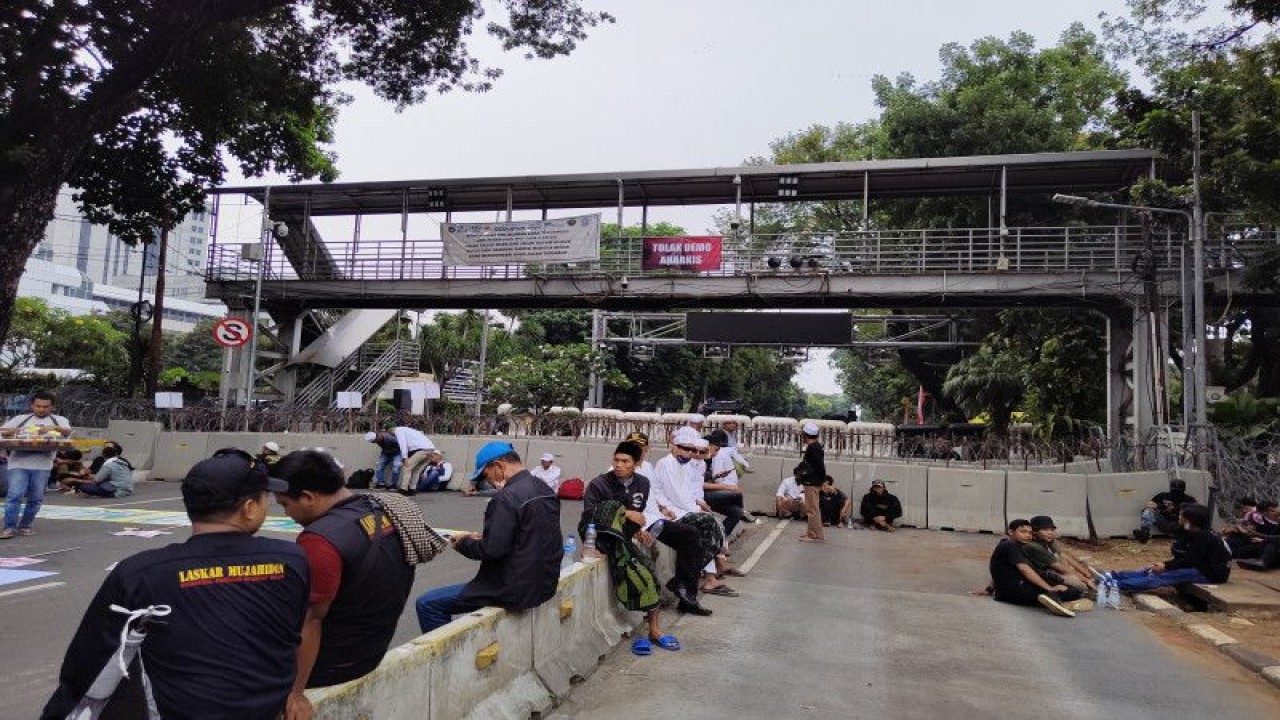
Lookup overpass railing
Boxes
[205,224,1279,283]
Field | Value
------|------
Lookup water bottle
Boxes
[583,523,598,558]
[561,535,577,570]
[1109,578,1122,608]
[649,519,665,537]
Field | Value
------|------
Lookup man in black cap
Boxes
[859,479,903,531]
[271,449,424,720]
[1024,515,1095,596]
[988,518,1082,618]
[1135,478,1197,543]
[42,448,308,720]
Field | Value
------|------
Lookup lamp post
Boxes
[1051,194,1202,430]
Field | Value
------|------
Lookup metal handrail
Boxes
[293,353,358,408]
[339,340,407,408]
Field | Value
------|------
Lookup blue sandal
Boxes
[631,637,652,656]
[652,634,680,651]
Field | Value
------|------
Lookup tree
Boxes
[942,344,1026,435]
[487,343,630,413]
[0,1,613,347]
[0,297,129,392]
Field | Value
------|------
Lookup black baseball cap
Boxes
[1029,515,1056,530]
[182,449,288,509]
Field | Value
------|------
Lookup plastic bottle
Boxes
[649,519,665,537]
[1109,578,1122,608]
[583,523,598,557]
[561,535,578,570]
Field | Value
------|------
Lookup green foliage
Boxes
[416,311,518,385]
[488,344,630,413]
[942,344,1026,435]
[165,318,225,375]
[513,310,591,346]
[158,367,221,392]
[1208,392,1280,440]
[0,297,129,393]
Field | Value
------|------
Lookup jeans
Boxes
[374,454,402,488]
[415,583,483,633]
[1140,508,1181,534]
[5,468,48,530]
[417,466,446,492]
[1112,567,1208,593]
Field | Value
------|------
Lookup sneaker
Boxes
[17,528,34,537]
[0,529,13,540]
[1037,594,1076,618]
[1065,598,1095,612]
[1132,527,1150,544]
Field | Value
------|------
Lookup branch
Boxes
[1189,21,1260,50]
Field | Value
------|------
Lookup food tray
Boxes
[0,438,72,452]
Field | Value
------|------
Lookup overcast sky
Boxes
[224,0,1138,396]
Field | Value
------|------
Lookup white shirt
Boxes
[392,427,434,458]
[2,412,70,470]
[652,453,701,519]
[776,476,804,500]
[708,449,739,487]
[434,461,453,482]
[531,463,562,491]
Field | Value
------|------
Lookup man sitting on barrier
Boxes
[775,475,805,519]
[702,430,748,536]
[1023,516,1094,597]
[271,450,440,719]
[859,479,902,531]
[1133,478,1197,543]
[415,442,562,632]
[581,441,683,654]
[668,433,741,598]
[650,429,724,611]
[1105,504,1231,592]
[988,518,1082,618]
[818,475,852,528]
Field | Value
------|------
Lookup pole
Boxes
[144,227,169,399]
[1191,112,1208,444]
[245,186,270,427]
[127,242,149,398]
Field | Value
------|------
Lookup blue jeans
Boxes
[1112,567,1208,593]
[417,467,446,492]
[374,454,402,488]
[5,468,48,530]
[415,583,482,633]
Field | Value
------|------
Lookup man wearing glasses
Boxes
[414,442,562,632]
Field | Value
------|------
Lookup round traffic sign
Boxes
[213,318,253,348]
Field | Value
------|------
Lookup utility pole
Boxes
[144,227,169,399]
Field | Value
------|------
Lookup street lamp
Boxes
[1051,194,1204,430]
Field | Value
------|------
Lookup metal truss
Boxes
[597,312,977,350]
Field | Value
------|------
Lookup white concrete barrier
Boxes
[1086,470,1173,538]
[104,420,162,470]
[150,432,211,481]
[430,607,551,720]
[927,467,1006,533]
[741,455,786,516]
[533,561,611,698]
[1005,471,1089,538]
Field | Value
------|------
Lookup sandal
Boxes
[630,637,652,656]
[704,585,740,597]
[652,634,680,651]
[721,568,747,577]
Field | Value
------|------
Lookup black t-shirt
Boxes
[42,532,309,720]
[988,538,1030,599]
[797,441,826,486]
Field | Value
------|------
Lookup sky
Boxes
[223,0,1140,396]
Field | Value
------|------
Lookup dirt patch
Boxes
[1063,537,1280,661]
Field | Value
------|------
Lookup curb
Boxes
[1132,593,1280,691]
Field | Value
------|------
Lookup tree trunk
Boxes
[145,227,170,398]
[0,180,63,350]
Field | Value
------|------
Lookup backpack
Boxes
[557,477,585,500]
[346,468,375,489]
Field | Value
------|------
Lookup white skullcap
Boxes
[802,422,821,436]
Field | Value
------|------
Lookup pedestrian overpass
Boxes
[204,149,1278,447]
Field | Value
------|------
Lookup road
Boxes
[3,484,1278,719]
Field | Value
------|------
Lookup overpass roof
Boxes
[213,149,1160,217]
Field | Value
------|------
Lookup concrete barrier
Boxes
[740,454,785,516]
[1086,470,1173,538]
[430,607,551,720]
[1005,471,1089,538]
[927,467,1006,533]
[150,432,211,481]
[855,463,927,528]
[104,420,162,471]
[533,561,611,698]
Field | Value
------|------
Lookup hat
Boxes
[688,413,706,424]
[706,429,730,446]
[871,479,886,487]
[1030,515,1056,530]
[672,427,701,446]
[364,431,378,442]
[802,422,820,437]
[262,441,280,453]
[182,452,288,507]
[540,452,555,462]
[614,441,642,462]
[470,441,515,482]
[625,431,650,447]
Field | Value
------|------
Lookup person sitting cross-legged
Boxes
[1107,504,1231,592]
[1133,478,1196,543]
[61,443,134,498]
[988,518,1082,617]
[859,479,902,531]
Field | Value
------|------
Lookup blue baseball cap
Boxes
[470,441,516,482]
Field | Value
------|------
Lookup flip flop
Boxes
[652,634,680,651]
[704,585,740,597]
[631,637,652,656]
[721,568,747,577]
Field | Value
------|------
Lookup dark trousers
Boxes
[994,581,1082,607]
[656,521,703,593]
[704,490,746,536]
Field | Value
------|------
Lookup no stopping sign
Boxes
[213,318,253,348]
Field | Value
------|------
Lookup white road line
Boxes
[86,497,183,507]
[0,581,66,598]
[738,519,790,575]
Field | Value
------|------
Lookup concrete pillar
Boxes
[1105,306,1132,450]
[270,311,304,405]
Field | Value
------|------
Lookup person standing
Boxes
[1,390,71,539]
[41,449,308,719]
[415,442,562,632]
[796,422,826,543]
[365,429,403,489]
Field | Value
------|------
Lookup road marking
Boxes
[37,504,465,537]
[738,518,789,575]
[103,497,185,507]
[0,581,65,598]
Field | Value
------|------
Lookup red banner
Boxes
[642,236,722,271]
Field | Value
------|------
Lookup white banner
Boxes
[442,214,601,265]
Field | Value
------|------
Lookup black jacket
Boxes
[796,441,826,486]
[1165,528,1231,584]
[455,470,562,610]
[860,491,903,521]
[581,470,649,538]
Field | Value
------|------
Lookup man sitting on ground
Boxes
[258,441,282,466]
[1108,504,1231,591]
[1235,501,1280,571]
[775,475,805,519]
[818,475,852,527]
[1133,478,1196,543]
[271,450,432,718]
[51,448,91,491]
[859,479,902,531]
[62,442,134,498]
[415,442,561,632]
[416,449,453,492]
[531,452,562,492]
[988,518,1082,617]
[1024,516,1094,596]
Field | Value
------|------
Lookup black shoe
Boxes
[1237,559,1270,571]
[1132,528,1150,544]
[677,598,713,616]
